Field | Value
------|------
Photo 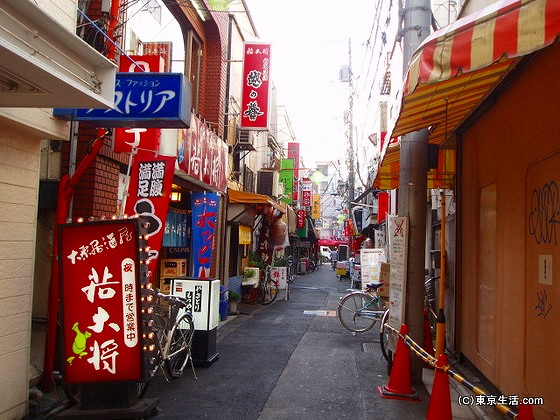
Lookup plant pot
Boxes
[229,301,239,314]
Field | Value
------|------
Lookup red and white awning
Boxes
[389,0,560,146]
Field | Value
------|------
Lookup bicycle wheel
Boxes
[258,278,279,305]
[337,292,382,333]
[380,308,391,361]
[164,312,195,378]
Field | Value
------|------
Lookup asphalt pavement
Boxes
[138,265,469,420]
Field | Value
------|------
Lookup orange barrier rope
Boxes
[384,323,518,418]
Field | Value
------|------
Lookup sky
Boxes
[243,0,378,171]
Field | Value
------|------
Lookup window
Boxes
[186,31,202,113]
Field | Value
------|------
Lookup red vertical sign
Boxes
[301,178,312,207]
[60,220,142,383]
[240,42,271,130]
[124,150,176,276]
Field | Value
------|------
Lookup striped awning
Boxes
[374,143,456,190]
[389,0,560,145]
[375,0,560,189]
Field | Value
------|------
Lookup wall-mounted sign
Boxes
[177,113,228,192]
[240,42,271,130]
[53,72,192,128]
[59,219,143,384]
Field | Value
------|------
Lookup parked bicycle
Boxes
[379,275,440,362]
[336,281,388,334]
[257,264,279,305]
[138,288,196,397]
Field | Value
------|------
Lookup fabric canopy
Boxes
[388,0,560,146]
[374,143,456,190]
[228,189,284,213]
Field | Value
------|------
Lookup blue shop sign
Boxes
[54,73,191,128]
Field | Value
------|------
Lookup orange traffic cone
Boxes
[517,402,534,419]
[427,353,452,419]
[378,324,419,401]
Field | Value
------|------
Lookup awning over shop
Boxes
[228,189,284,213]
[387,0,560,147]
[318,238,348,247]
[374,143,456,190]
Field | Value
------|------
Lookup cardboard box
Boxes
[378,262,390,298]
[160,259,187,277]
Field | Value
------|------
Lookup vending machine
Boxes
[172,277,220,366]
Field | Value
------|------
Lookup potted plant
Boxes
[228,290,241,314]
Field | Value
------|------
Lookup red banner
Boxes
[240,42,271,130]
[296,210,306,229]
[60,220,142,383]
[113,128,160,154]
[300,178,312,207]
[124,149,176,277]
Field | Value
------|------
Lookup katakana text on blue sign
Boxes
[53,73,191,128]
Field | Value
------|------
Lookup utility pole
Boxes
[347,38,355,214]
[398,0,432,383]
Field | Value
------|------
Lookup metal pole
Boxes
[399,0,432,382]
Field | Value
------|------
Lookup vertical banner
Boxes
[288,142,300,202]
[300,178,312,207]
[59,220,142,383]
[191,192,219,278]
[311,194,321,219]
[124,149,176,276]
[279,158,294,205]
[240,42,271,130]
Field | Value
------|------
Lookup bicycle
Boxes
[336,282,388,334]
[257,264,279,305]
[379,276,440,362]
[139,288,196,397]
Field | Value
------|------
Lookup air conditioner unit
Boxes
[257,170,278,197]
[237,128,255,151]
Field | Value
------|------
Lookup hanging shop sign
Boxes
[311,194,321,219]
[59,219,144,384]
[177,113,228,192]
[288,142,300,202]
[124,150,176,277]
[279,159,294,205]
[296,210,306,229]
[191,192,219,278]
[119,54,166,73]
[300,178,312,207]
[240,42,271,130]
[53,72,192,128]
[113,128,160,153]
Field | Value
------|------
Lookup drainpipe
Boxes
[398,0,432,383]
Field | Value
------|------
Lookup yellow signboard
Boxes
[311,194,321,219]
[239,225,252,244]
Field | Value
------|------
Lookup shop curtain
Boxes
[163,208,190,247]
